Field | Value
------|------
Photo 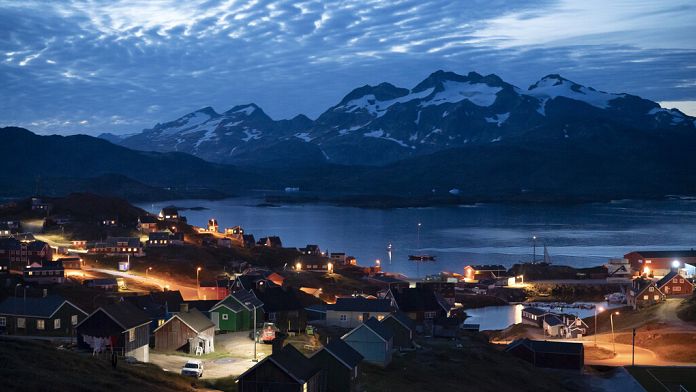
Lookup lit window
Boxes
[128,329,135,342]
[36,319,45,330]
[377,315,385,321]
[654,295,660,301]
[645,260,652,264]
[674,278,679,283]
[649,287,654,292]
[680,279,684,283]
[54,319,61,329]
[674,286,682,292]
[643,295,648,300]
[71,315,78,326]
[158,319,165,327]
[222,314,229,320]
[0,317,6,327]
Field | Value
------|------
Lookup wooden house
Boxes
[76,301,151,362]
[252,286,305,331]
[342,317,393,367]
[236,344,322,392]
[521,307,549,328]
[198,278,231,301]
[137,215,159,233]
[624,250,696,277]
[57,256,82,270]
[210,289,264,332]
[154,303,215,354]
[386,287,450,326]
[158,207,180,221]
[627,278,666,310]
[324,297,392,329]
[0,238,52,268]
[257,236,282,248]
[506,338,584,370]
[23,261,64,284]
[380,312,415,349]
[126,290,184,331]
[310,338,363,392]
[0,295,87,336]
[463,264,507,282]
[655,271,694,296]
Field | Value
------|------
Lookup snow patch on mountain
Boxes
[339,88,434,117]
[294,132,313,142]
[242,129,262,142]
[527,75,623,113]
[485,113,510,127]
[421,81,502,107]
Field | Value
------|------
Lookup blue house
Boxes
[341,317,393,367]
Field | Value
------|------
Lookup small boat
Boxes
[408,255,436,261]
[387,242,393,252]
[605,292,626,304]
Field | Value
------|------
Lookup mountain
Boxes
[0,127,265,200]
[104,70,695,166]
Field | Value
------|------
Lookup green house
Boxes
[210,290,264,332]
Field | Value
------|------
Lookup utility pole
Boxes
[632,328,636,366]
[532,235,537,263]
[253,304,257,362]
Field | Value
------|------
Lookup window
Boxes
[377,314,385,321]
[674,278,679,283]
[222,313,229,320]
[339,314,347,321]
[424,311,437,319]
[36,319,45,330]
[0,317,6,327]
[645,260,652,264]
[71,315,78,326]
[654,295,660,301]
[674,286,682,292]
[643,295,649,300]
[649,287,654,292]
[680,279,685,283]
[54,319,61,329]
[128,329,135,342]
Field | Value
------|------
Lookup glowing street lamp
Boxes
[146,266,152,278]
[672,260,681,269]
[376,259,381,266]
[327,262,334,274]
[295,262,302,271]
[610,311,619,355]
[594,306,605,347]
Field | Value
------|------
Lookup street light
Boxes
[532,235,537,263]
[610,311,619,355]
[146,267,152,278]
[327,262,333,274]
[196,267,202,299]
[246,301,258,362]
[376,259,381,266]
[594,306,605,347]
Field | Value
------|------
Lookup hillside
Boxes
[0,338,201,392]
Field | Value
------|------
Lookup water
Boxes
[464,301,618,331]
[137,198,696,278]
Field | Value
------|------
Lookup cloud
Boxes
[0,0,694,135]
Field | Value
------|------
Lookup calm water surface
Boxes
[138,198,696,278]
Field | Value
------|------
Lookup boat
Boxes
[605,292,626,304]
[408,254,436,261]
[387,242,393,252]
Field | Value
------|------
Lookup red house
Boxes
[624,250,696,277]
[655,271,694,297]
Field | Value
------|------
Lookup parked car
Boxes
[181,359,204,378]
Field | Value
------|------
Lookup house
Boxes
[463,265,507,282]
[198,278,231,301]
[232,274,278,292]
[257,236,282,248]
[655,271,694,297]
[225,226,244,236]
[324,297,392,329]
[624,250,696,277]
[521,307,549,328]
[542,314,565,337]
[88,237,143,256]
[0,295,87,336]
[506,339,584,370]
[416,281,456,306]
[31,197,50,211]
[342,317,393,367]
[137,216,159,233]
[267,272,286,287]
[605,258,632,281]
[627,278,666,310]
[208,218,219,233]
[242,234,256,248]
[23,261,65,284]
[126,290,185,331]
[0,220,20,236]
[366,274,410,289]
[253,286,305,331]
[147,232,172,247]
[71,240,87,249]
[386,287,450,326]
[210,289,264,332]
[330,252,347,264]
[83,278,119,291]
[158,207,180,221]
[380,312,415,349]
[300,244,321,256]
[296,258,332,272]
[154,303,215,355]
[76,301,151,362]
[218,238,233,248]
[0,238,53,268]
[237,343,322,392]
[310,338,363,392]
[57,256,82,270]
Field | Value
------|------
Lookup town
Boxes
[1,193,695,392]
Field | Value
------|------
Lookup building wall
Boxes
[0,303,85,336]
[326,310,389,329]
[381,318,412,349]
[342,326,391,367]
[238,360,303,392]
[660,275,694,296]
[310,349,357,392]
[154,317,199,352]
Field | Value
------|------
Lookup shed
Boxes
[237,344,322,392]
[342,317,393,367]
[154,304,215,355]
[380,312,414,349]
[310,338,363,392]
[506,338,584,370]
[210,289,264,332]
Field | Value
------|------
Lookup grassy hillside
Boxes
[0,338,202,392]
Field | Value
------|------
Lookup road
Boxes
[85,267,199,300]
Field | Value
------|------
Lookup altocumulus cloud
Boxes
[0,0,695,135]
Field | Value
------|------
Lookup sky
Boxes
[1,0,695,136]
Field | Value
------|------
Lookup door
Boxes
[211,312,220,331]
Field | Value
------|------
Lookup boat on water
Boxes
[387,242,393,252]
[408,254,436,261]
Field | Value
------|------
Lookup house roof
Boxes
[632,278,659,296]
[544,315,564,327]
[126,291,184,318]
[212,290,263,313]
[389,288,447,313]
[148,232,171,240]
[138,215,158,224]
[468,264,507,271]
[265,344,320,383]
[0,295,86,318]
[24,262,64,271]
[656,271,682,289]
[156,308,214,334]
[105,237,141,247]
[506,338,583,355]
[345,317,393,342]
[522,307,549,316]
[626,250,696,258]
[330,297,392,313]
[252,287,303,313]
[383,311,416,332]
[185,300,218,313]
[321,339,363,369]
[95,301,152,330]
